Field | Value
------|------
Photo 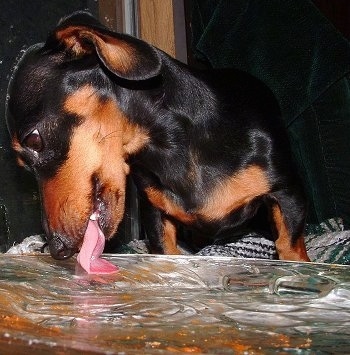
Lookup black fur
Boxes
[6,11,309,261]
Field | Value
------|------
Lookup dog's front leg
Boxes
[269,191,310,261]
[139,195,181,254]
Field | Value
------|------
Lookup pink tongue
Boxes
[76,217,118,274]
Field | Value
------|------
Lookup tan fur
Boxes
[272,204,310,261]
[199,165,270,220]
[162,219,181,254]
[144,187,196,224]
[42,85,149,243]
[144,165,270,226]
[55,27,135,73]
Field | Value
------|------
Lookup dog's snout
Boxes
[48,235,77,260]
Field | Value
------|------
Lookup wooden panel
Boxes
[138,0,176,57]
[99,0,127,31]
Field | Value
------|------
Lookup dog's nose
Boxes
[48,235,77,260]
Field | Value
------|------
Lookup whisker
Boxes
[98,130,120,143]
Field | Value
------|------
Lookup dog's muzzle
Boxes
[47,235,77,260]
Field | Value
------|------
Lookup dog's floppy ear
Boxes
[48,11,162,81]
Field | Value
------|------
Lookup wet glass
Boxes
[0,254,349,353]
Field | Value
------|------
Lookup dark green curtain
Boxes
[191,0,350,228]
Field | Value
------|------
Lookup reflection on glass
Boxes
[0,255,349,353]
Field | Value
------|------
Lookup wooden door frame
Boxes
[99,0,187,62]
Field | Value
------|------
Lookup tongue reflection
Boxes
[76,212,119,274]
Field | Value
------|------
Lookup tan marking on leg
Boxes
[293,236,310,261]
[144,187,196,224]
[162,218,181,255]
[272,204,310,261]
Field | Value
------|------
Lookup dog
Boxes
[6,11,309,270]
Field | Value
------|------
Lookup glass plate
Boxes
[0,254,349,353]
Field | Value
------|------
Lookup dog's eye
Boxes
[23,129,43,152]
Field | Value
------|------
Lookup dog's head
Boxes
[6,11,159,260]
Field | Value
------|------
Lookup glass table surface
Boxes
[0,254,349,354]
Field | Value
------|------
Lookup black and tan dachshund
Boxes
[6,11,309,269]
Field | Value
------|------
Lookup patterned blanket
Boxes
[123,218,350,264]
[6,219,350,265]
[126,218,350,265]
